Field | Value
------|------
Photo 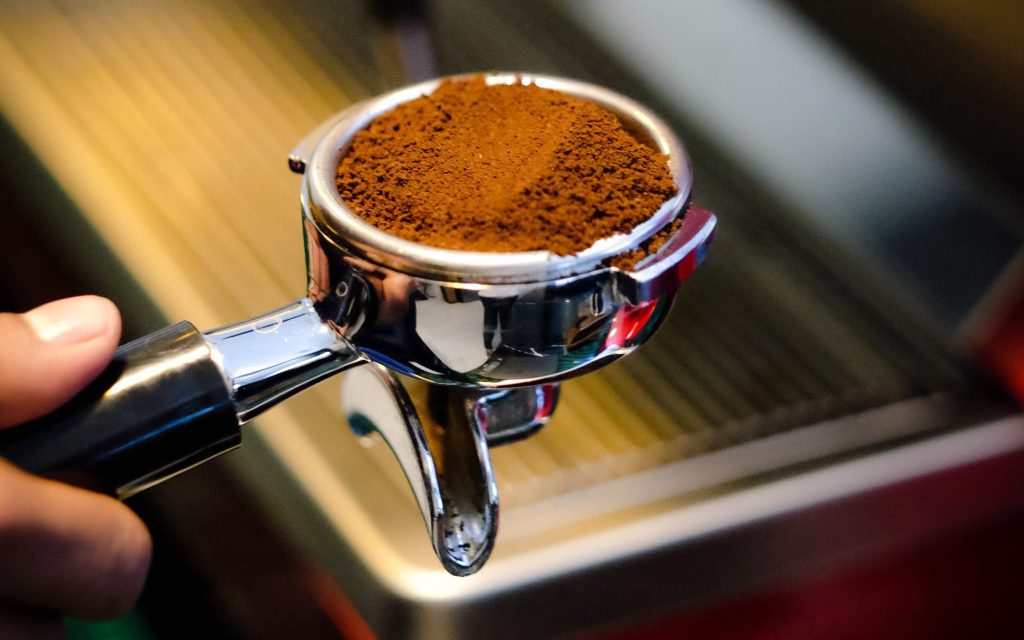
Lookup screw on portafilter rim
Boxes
[303,72,693,284]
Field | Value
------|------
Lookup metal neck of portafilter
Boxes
[201,298,367,423]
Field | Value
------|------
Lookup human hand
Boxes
[0,296,152,639]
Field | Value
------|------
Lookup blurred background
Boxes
[1,0,1023,638]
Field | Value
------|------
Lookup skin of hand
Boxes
[0,296,152,640]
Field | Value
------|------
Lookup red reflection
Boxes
[980,289,1024,404]
[604,300,658,350]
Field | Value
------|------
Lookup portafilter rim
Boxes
[303,72,692,284]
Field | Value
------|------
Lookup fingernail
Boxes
[24,296,114,345]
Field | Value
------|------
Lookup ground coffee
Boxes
[336,76,678,259]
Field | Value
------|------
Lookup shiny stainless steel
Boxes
[203,298,368,422]
[184,73,713,576]
[464,383,560,446]
[296,73,715,387]
[343,365,498,576]
[303,207,714,388]
[190,73,714,576]
[282,73,714,575]
[342,367,559,575]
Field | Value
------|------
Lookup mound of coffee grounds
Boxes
[336,76,678,258]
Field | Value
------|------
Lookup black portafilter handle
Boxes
[0,299,360,498]
[0,322,240,497]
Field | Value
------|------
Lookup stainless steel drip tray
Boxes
[232,377,1024,640]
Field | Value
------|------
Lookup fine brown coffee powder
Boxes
[336,76,678,259]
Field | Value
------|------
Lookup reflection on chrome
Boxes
[284,73,716,575]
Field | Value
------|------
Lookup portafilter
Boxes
[0,73,715,576]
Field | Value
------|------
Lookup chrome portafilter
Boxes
[0,73,715,576]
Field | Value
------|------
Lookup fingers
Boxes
[0,296,148,622]
[0,296,121,427]
[0,459,152,619]
[0,608,64,640]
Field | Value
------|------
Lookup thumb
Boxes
[0,296,121,428]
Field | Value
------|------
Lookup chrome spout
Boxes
[343,365,558,576]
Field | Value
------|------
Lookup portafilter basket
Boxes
[0,73,715,576]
